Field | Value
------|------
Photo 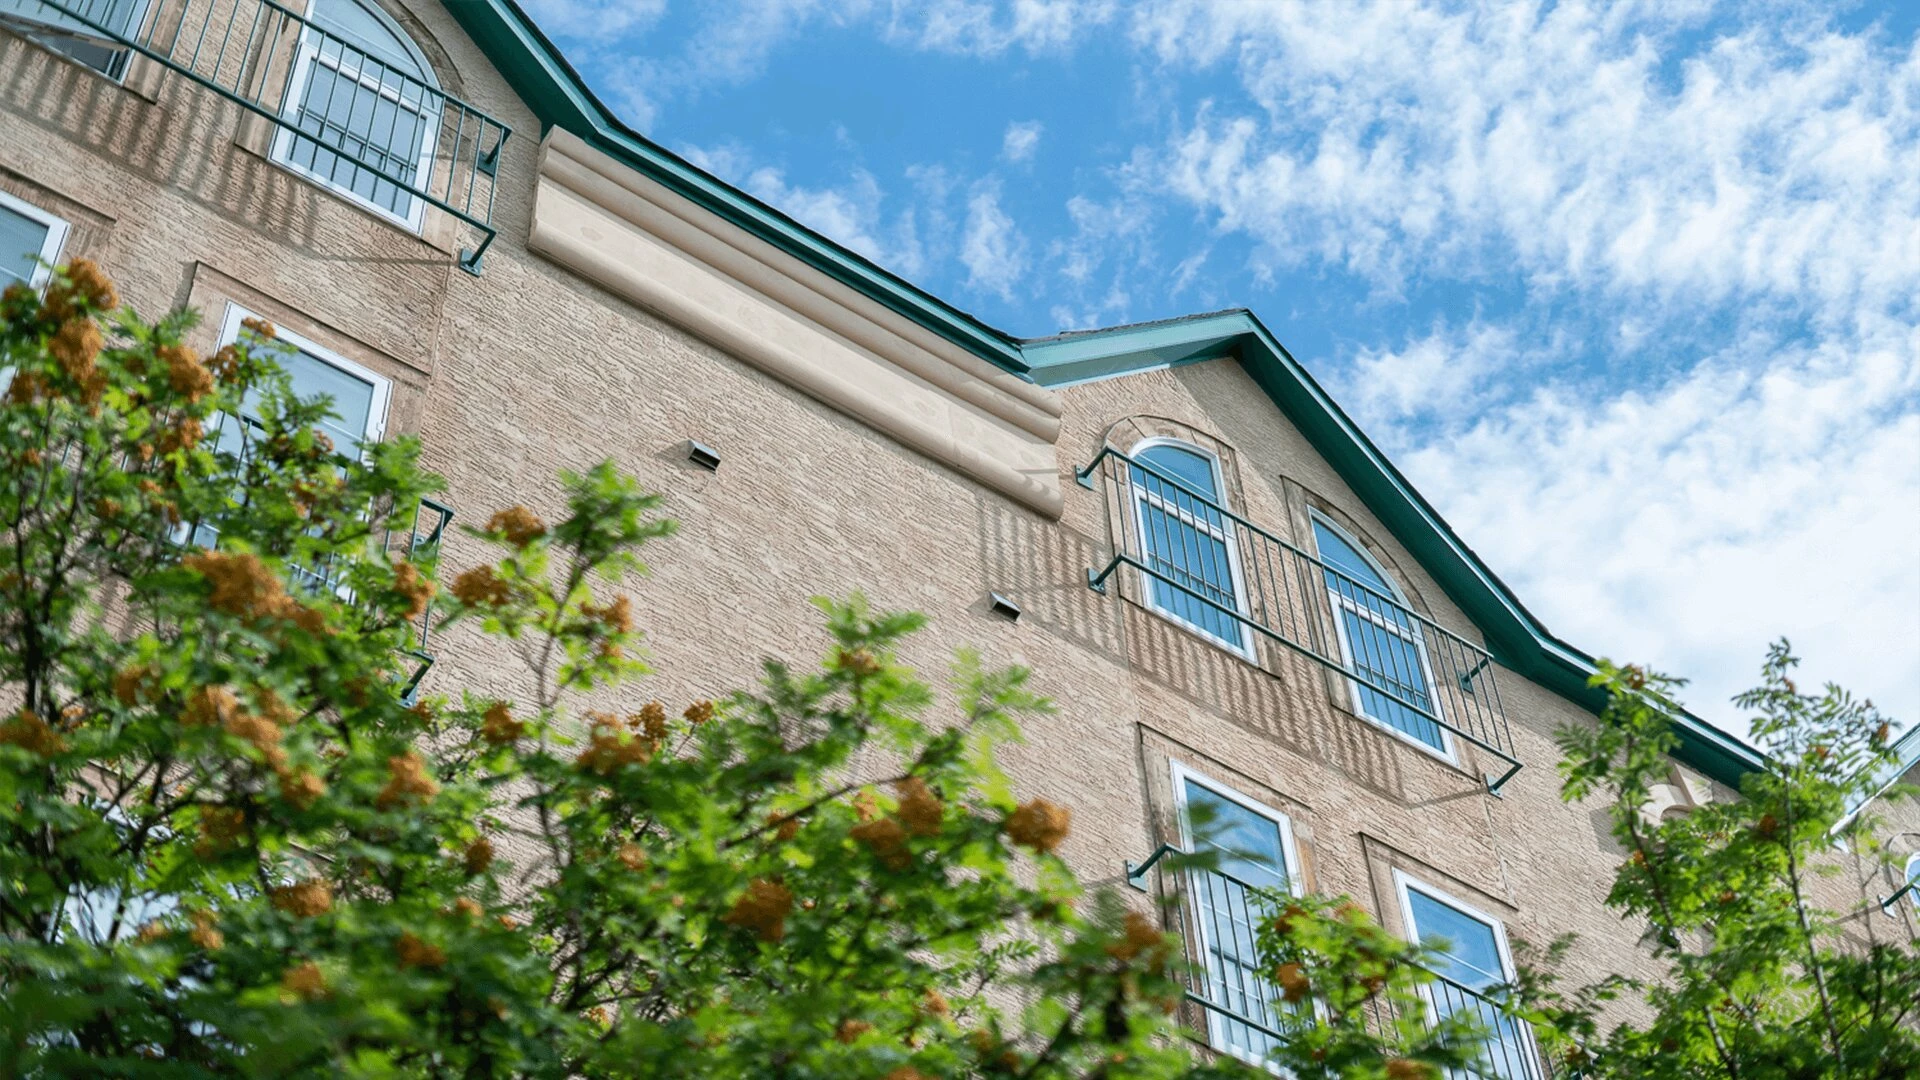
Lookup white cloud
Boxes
[519,0,667,39]
[1115,0,1920,733]
[881,0,1118,55]
[1388,316,1920,730]
[961,182,1031,299]
[1002,120,1044,163]
[681,145,926,278]
[1141,2,1920,323]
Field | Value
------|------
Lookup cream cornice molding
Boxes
[528,128,1064,518]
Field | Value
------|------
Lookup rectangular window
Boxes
[1173,763,1304,1066]
[0,190,70,290]
[1395,874,1540,1080]
[192,304,390,559]
[0,0,147,79]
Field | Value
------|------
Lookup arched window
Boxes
[1906,854,1920,910]
[1129,441,1251,654]
[273,0,440,228]
[1310,514,1446,754]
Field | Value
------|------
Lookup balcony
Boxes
[7,0,511,272]
[1077,446,1521,792]
[1127,846,1559,1079]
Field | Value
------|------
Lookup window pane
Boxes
[1342,611,1443,750]
[1137,444,1219,500]
[0,204,50,287]
[309,0,428,78]
[1138,500,1241,646]
[0,0,139,76]
[285,62,427,219]
[1184,779,1299,1063]
[1312,519,1393,594]
[1406,889,1535,1079]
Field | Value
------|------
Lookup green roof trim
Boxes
[440,0,1029,375]
[1024,311,1767,789]
[442,0,1767,790]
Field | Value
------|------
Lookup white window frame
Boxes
[270,0,441,232]
[215,302,391,451]
[0,189,71,291]
[1394,871,1540,1080]
[1171,760,1303,1069]
[0,0,151,82]
[1129,438,1257,660]
[1309,510,1455,764]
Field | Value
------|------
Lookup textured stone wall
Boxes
[2,0,1909,1049]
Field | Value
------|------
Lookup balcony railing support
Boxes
[19,0,511,274]
[1079,446,1523,793]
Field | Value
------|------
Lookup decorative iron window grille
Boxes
[1126,845,1560,1079]
[9,0,510,272]
[1078,446,1521,792]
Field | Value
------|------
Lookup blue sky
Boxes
[522,0,1920,740]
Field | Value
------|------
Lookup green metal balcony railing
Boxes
[1127,845,1560,1079]
[1078,447,1521,792]
[183,412,454,702]
[6,0,510,272]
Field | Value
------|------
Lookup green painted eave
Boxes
[447,0,1766,791]
[440,0,1029,375]
[1025,312,1768,791]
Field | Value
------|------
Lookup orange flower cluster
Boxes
[0,708,64,757]
[208,343,244,384]
[883,1069,931,1080]
[575,713,656,775]
[1274,962,1310,1003]
[377,751,439,808]
[581,594,633,635]
[852,818,911,871]
[240,315,276,340]
[835,648,882,677]
[42,259,118,321]
[1004,798,1070,855]
[683,700,715,725]
[189,910,224,951]
[115,664,155,707]
[183,685,239,728]
[281,961,328,1001]
[271,878,334,918]
[450,897,483,920]
[636,700,669,742]
[450,565,512,607]
[193,806,247,859]
[893,777,944,838]
[1107,910,1172,970]
[390,560,435,622]
[616,843,647,871]
[835,1019,873,1044]
[463,836,495,876]
[160,343,212,403]
[157,416,204,455]
[395,931,447,969]
[278,769,326,810]
[920,989,951,1018]
[183,551,322,631]
[485,506,546,547]
[1385,1060,1436,1080]
[50,317,105,403]
[768,810,802,842]
[479,702,524,745]
[721,878,793,943]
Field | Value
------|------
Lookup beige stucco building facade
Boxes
[4,0,1915,1069]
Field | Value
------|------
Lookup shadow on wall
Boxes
[0,35,444,273]
[975,493,1449,804]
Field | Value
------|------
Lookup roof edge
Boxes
[445,0,1029,374]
